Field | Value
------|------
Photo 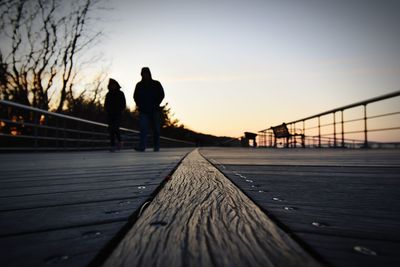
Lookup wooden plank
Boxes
[200,148,400,267]
[0,149,191,172]
[0,174,161,192]
[0,197,148,236]
[0,148,192,267]
[0,185,159,211]
[216,165,400,177]
[296,233,400,267]
[0,177,162,198]
[0,222,125,267]
[102,150,322,267]
[0,165,173,183]
[253,204,400,241]
[202,147,400,166]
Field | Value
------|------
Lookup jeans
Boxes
[139,111,161,151]
[108,114,121,146]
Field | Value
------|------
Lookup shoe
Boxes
[134,147,145,152]
[153,148,160,152]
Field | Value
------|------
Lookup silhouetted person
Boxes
[104,78,126,151]
[134,67,165,151]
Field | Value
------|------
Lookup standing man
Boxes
[104,78,126,151]
[134,67,165,151]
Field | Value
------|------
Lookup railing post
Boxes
[77,121,80,151]
[318,116,321,148]
[302,120,305,148]
[293,123,296,147]
[56,117,59,150]
[43,115,47,148]
[333,112,337,148]
[363,104,368,148]
[341,110,345,148]
[34,111,39,151]
[263,131,266,147]
[63,120,67,150]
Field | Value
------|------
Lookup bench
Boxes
[271,123,305,148]
[243,132,257,147]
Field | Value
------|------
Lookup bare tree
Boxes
[66,66,108,112]
[0,0,105,111]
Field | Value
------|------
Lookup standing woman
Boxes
[104,78,126,151]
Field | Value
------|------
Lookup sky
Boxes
[94,0,400,138]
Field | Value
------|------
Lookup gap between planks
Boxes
[102,149,323,267]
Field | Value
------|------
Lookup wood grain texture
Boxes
[200,147,400,267]
[0,197,147,236]
[0,148,192,267]
[103,149,322,267]
[1,222,125,267]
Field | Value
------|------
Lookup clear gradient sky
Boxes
[95,0,400,137]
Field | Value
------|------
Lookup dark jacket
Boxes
[105,89,126,115]
[134,80,164,113]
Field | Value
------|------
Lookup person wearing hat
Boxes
[133,67,165,151]
[104,78,126,151]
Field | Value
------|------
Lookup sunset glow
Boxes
[93,0,400,138]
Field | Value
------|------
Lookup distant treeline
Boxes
[62,98,238,146]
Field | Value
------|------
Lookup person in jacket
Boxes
[104,78,126,151]
[133,67,164,151]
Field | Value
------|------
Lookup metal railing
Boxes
[0,100,194,151]
[258,90,400,148]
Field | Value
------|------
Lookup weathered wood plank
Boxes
[0,197,147,236]
[0,149,190,172]
[0,185,158,211]
[0,178,161,198]
[296,233,400,267]
[0,166,170,183]
[255,204,400,241]
[102,150,322,267]
[200,148,400,267]
[202,147,400,166]
[0,148,192,267]
[0,222,125,267]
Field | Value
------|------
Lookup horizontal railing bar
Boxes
[319,123,334,128]
[0,133,113,143]
[287,90,400,124]
[0,143,193,151]
[304,126,319,130]
[303,112,400,129]
[265,111,400,133]
[1,100,195,145]
[1,131,182,145]
[343,117,364,124]
[0,119,110,137]
[0,146,119,151]
[368,111,400,120]
[0,100,113,129]
[368,126,400,132]
[307,126,400,136]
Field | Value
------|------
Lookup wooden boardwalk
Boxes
[1,147,399,267]
[0,148,191,267]
[200,148,400,267]
[103,150,321,267]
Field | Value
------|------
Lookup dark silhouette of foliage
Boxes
[0,0,105,111]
